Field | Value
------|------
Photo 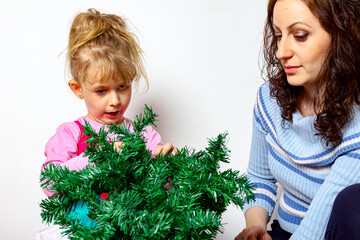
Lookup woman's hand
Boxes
[235,207,272,240]
[154,142,178,156]
[234,226,272,240]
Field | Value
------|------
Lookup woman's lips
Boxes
[284,65,301,74]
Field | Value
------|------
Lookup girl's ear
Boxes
[68,80,84,99]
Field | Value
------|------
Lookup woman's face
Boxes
[273,0,331,92]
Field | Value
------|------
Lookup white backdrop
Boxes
[0,0,267,239]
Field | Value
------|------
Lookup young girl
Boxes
[39,8,174,235]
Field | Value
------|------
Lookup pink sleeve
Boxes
[142,126,163,154]
[41,122,90,196]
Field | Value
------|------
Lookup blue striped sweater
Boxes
[243,82,360,239]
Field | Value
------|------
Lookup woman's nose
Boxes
[276,38,293,61]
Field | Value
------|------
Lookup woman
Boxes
[235,0,360,239]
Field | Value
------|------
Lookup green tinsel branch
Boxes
[40,105,255,239]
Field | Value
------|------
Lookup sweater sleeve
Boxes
[243,104,278,217]
[142,125,163,154]
[41,122,90,196]
[290,149,360,240]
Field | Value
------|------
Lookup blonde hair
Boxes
[66,8,148,88]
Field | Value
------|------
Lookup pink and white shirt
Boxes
[42,116,163,196]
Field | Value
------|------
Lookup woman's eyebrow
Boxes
[273,21,312,30]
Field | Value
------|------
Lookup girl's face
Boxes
[70,67,132,125]
[273,0,331,92]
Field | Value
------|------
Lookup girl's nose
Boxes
[109,92,121,106]
[276,38,293,61]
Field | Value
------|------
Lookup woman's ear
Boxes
[68,80,84,99]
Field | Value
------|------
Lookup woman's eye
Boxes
[118,85,128,90]
[275,34,282,41]
[294,32,309,41]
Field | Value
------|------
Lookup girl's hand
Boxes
[114,141,124,151]
[154,142,178,156]
[114,141,178,156]
[234,226,272,240]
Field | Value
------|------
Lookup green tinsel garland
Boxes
[40,105,255,239]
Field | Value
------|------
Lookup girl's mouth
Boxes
[105,111,120,119]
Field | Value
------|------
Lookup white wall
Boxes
[0,0,266,239]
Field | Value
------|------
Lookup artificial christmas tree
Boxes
[40,105,255,239]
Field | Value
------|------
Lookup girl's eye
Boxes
[96,89,107,94]
[118,85,128,90]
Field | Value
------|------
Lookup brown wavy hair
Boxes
[66,8,148,88]
[263,0,360,147]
